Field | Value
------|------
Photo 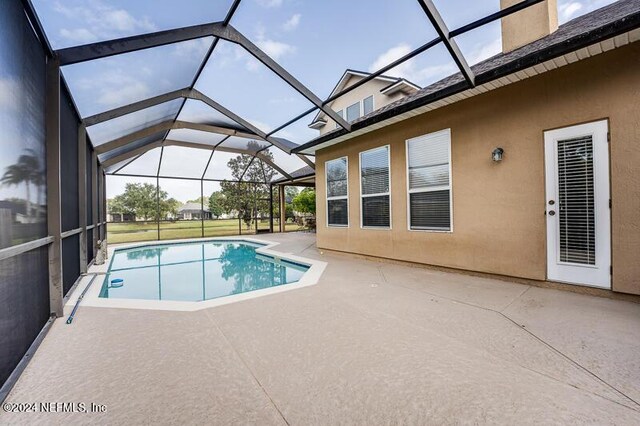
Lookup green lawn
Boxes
[107,219,305,244]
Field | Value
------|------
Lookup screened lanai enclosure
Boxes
[0,0,565,397]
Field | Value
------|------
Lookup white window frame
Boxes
[363,95,375,116]
[405,129,453,233]
[334,110,343,129]
[346,101,361,123]
[359,145,392,230]
[334,96,375,128]
[325,156,349,228]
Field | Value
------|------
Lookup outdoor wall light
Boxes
[492,147,504,162]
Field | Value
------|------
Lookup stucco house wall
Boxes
[315,43,640,295]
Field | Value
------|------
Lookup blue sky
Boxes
[27,0,618,201]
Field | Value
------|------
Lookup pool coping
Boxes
[65,236,327,312]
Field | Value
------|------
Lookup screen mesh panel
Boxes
[160,146,211,179]
[158,178,204,240]
[104,158,134,174]
[177,99,248,131]
[116,148,162,177]
[87,228,94,262]
[203,151,239,181]
[87,99,183,146]
[62,37,213,117]
[31,0,235,49]
[62,233,80,295]
[86,142,94,225]
[233,0,437,97]
[166,129,228,147]
[557,136,596,265]
[98,132,166,163]
[0,0,47,250]
[0,246,50,388]
[219,137,270,153]
[60,84,80,232]
[270,109,320,146]
[194,40,315,134]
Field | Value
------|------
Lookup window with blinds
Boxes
[360,146,390,228]
[406,129,451,231]
[557,136,595,265]
[326,157,349,226]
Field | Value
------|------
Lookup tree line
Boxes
[107,145,315,228]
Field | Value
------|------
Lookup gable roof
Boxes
[178,202,210,212]
[295,0,640,154]
[309,69,420,126]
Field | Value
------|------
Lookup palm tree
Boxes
[1,149,43,218]
[1,162,32,216]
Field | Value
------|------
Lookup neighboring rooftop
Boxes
[178,202,210,212]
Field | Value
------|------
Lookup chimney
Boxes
[500,0,558,53]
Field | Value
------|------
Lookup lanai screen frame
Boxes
[8,0,547,313]
[26,0,548,185]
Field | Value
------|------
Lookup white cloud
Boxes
[256,0,283,8]
[53,0,156,44]
[172,38,212,57]
[468,37,502,64]
[257,39,296,60]
[282,14,301,31]
[369,44,457,86]
[77,70,150,108]
[557,0,617,24]
[59,28,97,44]
[369,44,412,73]
[559,2,583,21]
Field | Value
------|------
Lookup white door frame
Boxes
[544,120,611,289]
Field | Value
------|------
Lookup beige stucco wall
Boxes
[315,42,640,295]
[501,0,558,53]
[318,75,407,135]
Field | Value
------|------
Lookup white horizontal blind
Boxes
[557,136,595,265]
[326,157,348,226]
[406,129,451,231]
[360,146,390,228]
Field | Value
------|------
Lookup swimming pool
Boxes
[100,240,309,302]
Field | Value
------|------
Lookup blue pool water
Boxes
[100,240,309,302]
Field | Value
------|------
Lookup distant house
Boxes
[308,69,420,135]
[107,213,136,222]
[177,202,211,220]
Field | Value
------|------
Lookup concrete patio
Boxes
[2,233,639,425]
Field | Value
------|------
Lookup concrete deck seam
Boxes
[373,266,640,412]
[203,311,291,426]
[498,285,532,313]
[496,311,640,411]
